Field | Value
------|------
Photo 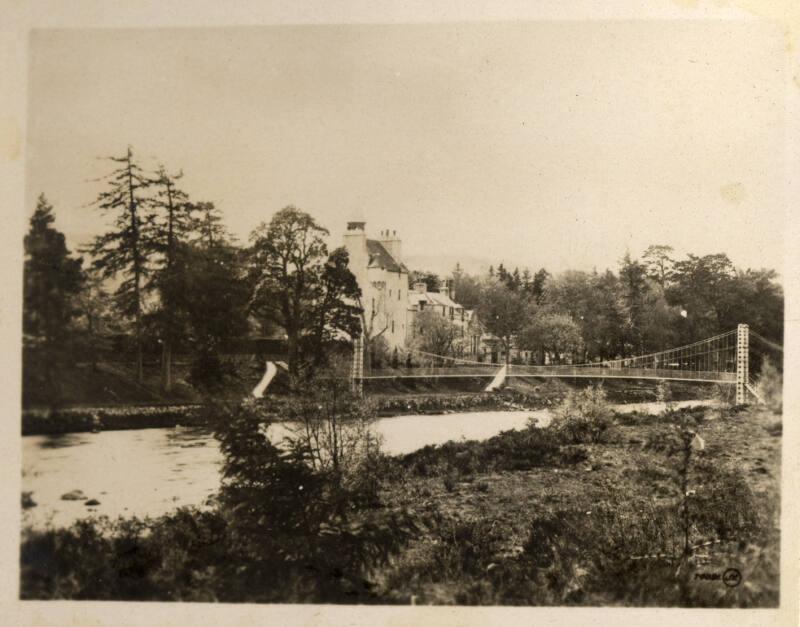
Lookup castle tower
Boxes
[378,229,402,265]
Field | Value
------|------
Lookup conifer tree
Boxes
[195,201,229,248]
[23,194,84,401]
[85,146,153,383]
[150,166,196,391]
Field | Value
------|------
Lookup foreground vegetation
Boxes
[21,383,780,606]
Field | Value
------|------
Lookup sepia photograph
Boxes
[4,2,799,624]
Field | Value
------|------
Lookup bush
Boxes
[397,424,587,480]
[503,470,770,607]
[189,351,237,393]
[757,359,782,413]
[213,399,421,601]
[382,516,508,604]
[368,336,391,370]
[550,385,615,444]
[280,361,385,507]
[711,383,735,410]
[655,379,675,414]
[20,510,228,601]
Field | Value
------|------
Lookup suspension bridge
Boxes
[351,324,782,404]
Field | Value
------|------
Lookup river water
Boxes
[21,400,714,530]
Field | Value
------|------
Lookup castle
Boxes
[342,221,480,358]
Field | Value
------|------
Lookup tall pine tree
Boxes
[86,146,153,383]
[149,166,196,391]
[23,194,84,401]
[195,201,229,248]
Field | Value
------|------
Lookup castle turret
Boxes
[378,229,402,266]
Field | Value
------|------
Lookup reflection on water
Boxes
[38,432,93,449]
[22,400,715,530]
[23,426,222,531]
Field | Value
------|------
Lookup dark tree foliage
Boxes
[194,201,229,248]
[84,146,154,382]
[587,270,627,360]
[477,279,530,365]
[519,312,583,365]
[530,268,550,304]
[172,242,251,392]
[303,247,363,371]
[466,245,782,365]
[450,270,483,310]
[23,194,84,402]
[408,269,441,292]
[23,194,84,346]
[642,244,675,289]
[619,252,650,355]
[666,253,737,342]
[730,268,783,344]
[248,206,362,383]
[211,400,419,601]
[149,166,197,391]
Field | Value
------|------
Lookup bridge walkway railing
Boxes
[361,365,736,382]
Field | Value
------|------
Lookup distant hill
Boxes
[403,253,495,277]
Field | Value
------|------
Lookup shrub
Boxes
[188,351,237,393]
[710,383,735,412]
[655,379,675,415]
[509,467,769,607]
[213,399,420,601]
[396,425,586,479]
[757,359,782,413]
[550,385,615,444]
[280,361,385,507]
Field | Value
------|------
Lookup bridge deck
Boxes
[361,366,736,383]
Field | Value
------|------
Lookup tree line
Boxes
[409,247,783,368]
[24,145,784,402]
[23,147,364,404]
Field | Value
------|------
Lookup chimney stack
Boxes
[379,228,402,265]
[343,220,368,289]
[443,278,455,300]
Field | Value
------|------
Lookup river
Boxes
[21,400,714,530]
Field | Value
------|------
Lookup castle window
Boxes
[389,289,392,298]
[391,320,395,333]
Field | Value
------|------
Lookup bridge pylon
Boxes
[736,323,749,404]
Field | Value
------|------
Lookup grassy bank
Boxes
[20,398,780,606]
[375,403,780,605]
[22,378,718,435]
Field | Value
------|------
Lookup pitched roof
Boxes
[366,239,406,273]
[408,290,463,309]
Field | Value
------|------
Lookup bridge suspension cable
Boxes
[406,347,493,367]
[357,326,773,389]
[749,330,783,354]
[591,329,738,373]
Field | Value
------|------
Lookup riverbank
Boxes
[372,403,781,606]
[20,402,781,606]
[21,378,719,435]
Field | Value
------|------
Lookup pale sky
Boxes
[26,20,789,276]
